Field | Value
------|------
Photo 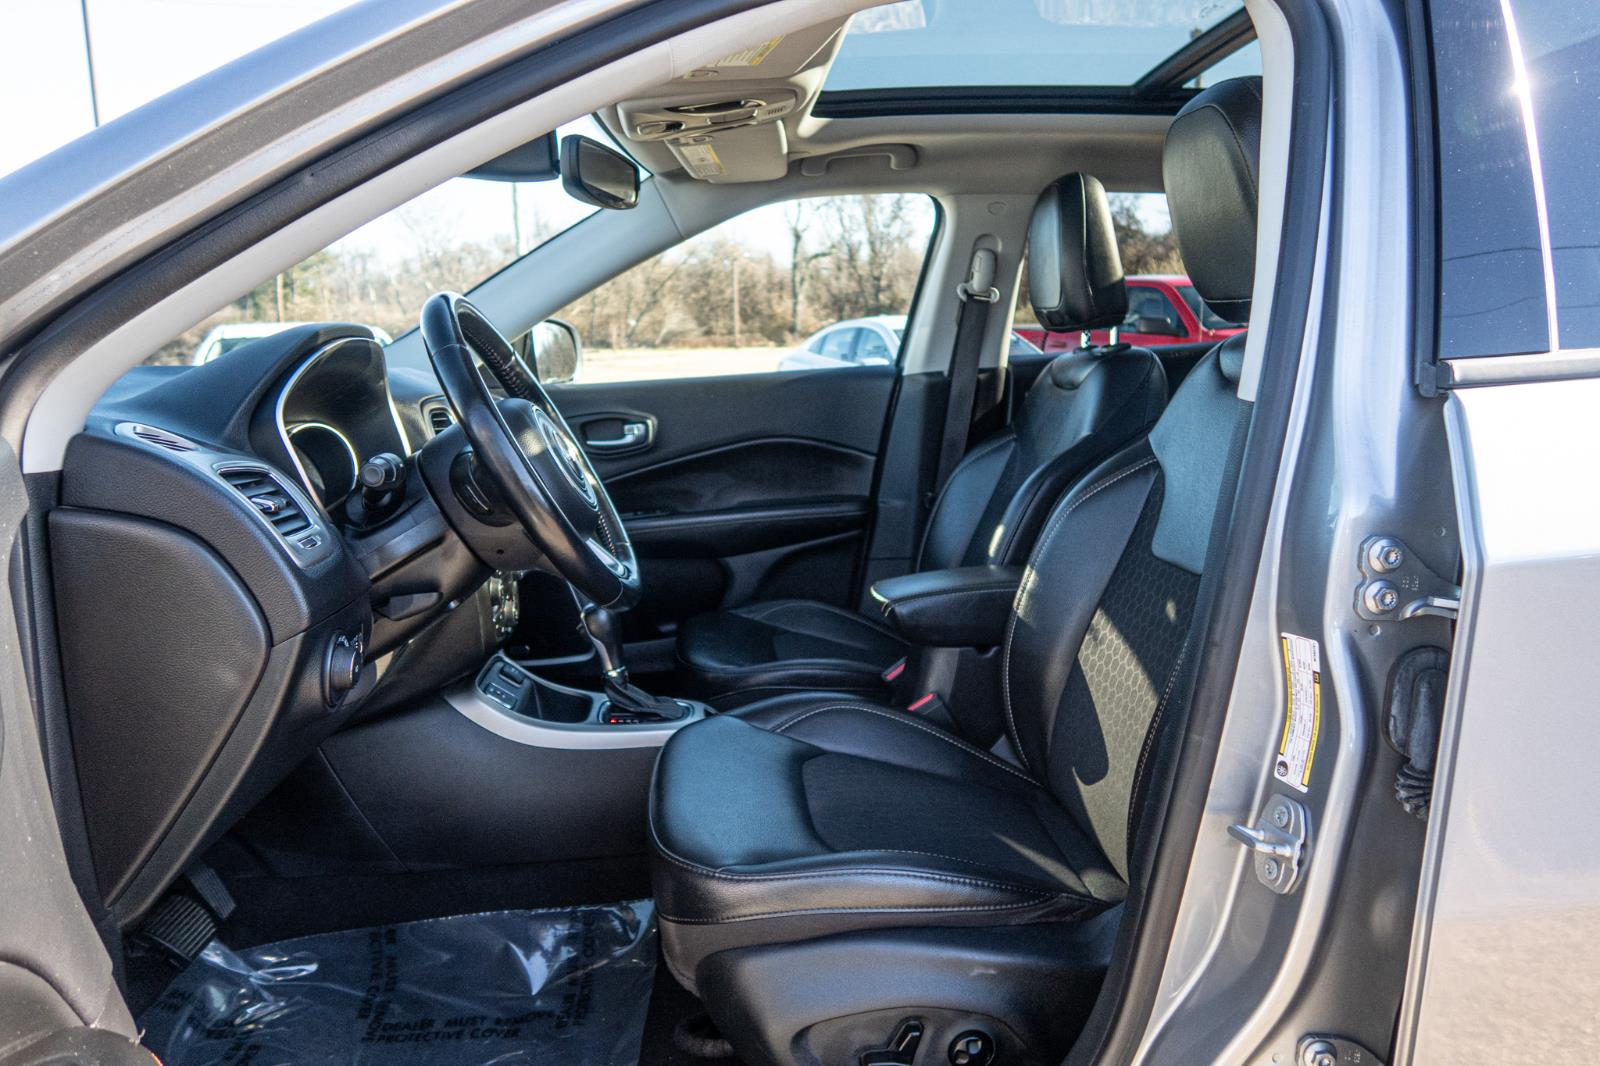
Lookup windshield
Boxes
[1176,283,1241,330]
[148,116,627,365]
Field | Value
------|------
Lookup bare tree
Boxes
[784,201,830,336]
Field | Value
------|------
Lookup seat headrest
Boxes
[1163,77,1262,323]
[1027,172,1127,332]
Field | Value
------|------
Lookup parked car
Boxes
[1015,274,1246,351]
[193,322,393,363]
[780,313,1042,370]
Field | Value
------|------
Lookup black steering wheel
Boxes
[419,291,641,609]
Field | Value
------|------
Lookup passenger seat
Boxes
[676,173,1168,707]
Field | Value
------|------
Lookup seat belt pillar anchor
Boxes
[957,247,999,303]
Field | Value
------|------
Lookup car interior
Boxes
[14,3,1295,1064]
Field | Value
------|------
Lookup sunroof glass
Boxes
[823,0,1253,92]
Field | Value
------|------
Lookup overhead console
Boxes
[601,18,850,183]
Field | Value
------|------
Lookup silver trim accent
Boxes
[1439,348,1600,388]
[1499,0,1561,349]
[273,335,414,504]
[443,676,702,751]
[285,420,360,508]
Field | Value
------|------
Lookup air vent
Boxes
[218,467,313,538]
[426,403,454,436]
[125,423,197,452]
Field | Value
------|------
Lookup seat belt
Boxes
[931,246,1000,497]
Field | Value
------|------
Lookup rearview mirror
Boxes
[525,319,583,384]
[560,136,639,210]
[1130,315,1185,337]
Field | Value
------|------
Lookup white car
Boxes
[779,314,1042,371]
[192,322,393,364]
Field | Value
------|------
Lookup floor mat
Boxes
[139,902,655,1065]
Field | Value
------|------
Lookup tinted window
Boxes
[819,328,859,360]
[1176,284,1240,330]
[1124,287,1184,333]
[1428,0,1551,358]
[1508,1,1600,349]
[857,329,895,363]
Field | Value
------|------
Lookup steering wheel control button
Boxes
[948,1031,995,1066]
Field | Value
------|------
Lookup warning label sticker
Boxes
[713,35,784,67]
[680,142,725,178]
[1275,632,1322,792]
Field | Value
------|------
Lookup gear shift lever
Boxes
[580,605,687,721]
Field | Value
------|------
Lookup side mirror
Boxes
[560,136,639,210]
[527,319,583,384]
[1131,315,1185,337]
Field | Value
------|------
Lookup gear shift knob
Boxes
[580,605,627,681]
[579,604,686,721]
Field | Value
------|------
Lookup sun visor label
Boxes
[1275,632,1322,792]
[714,35,784,67]
[680,143,726,179]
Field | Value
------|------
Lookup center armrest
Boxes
[869,566,1024,648]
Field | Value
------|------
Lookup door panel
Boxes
[531,365,897,654]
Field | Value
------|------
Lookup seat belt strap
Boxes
[933,247,999,496]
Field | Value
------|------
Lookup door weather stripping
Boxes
[1298,1034,1386,1066]
[1354,535,1459,622]
[1227,793,1310,895]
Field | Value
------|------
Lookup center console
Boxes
[446,654,709,750]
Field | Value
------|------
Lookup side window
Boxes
[555,194,937,383]
[818,327,860,361]
[857,329,895,364]
[1122,287,1183,333]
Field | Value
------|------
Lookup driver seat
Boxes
[648,77,1263,1066]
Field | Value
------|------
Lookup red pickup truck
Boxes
[1015,274,1245,351]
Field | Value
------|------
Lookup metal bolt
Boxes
[1262,858,1280,880]
[1363,580,1400,615]
[1272,805,1291,828]
[1301,1039,1338,1066]
[1367,537,1404,573]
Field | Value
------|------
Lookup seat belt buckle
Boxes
[907,692,946,717]
[882,657,907,683]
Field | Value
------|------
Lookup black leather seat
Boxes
[677,172,1167,707]
[649,78,1263,1065]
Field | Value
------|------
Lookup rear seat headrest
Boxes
[1027,172,1127,332]
[1163,76,1263,324]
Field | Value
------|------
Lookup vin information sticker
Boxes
[1275,633,1322,792]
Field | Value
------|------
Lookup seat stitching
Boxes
[659,899,1094,924]
[1002,455,1158,772]
[1128,642,1190,855]
[768,702,889,734]
[649,823,1062,898]
[879,583,1021,613]
[655,851,1053,895]
[768,704,1036,785]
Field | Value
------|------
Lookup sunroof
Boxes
[823,0,1256,93]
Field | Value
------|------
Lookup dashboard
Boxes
[56,322,519,925]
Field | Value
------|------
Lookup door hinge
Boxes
[1355,535,1459,622]
[1227,793,1310,895]
[1299,1034,1386,1066]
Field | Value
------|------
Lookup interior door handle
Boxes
[584,421,649,451]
